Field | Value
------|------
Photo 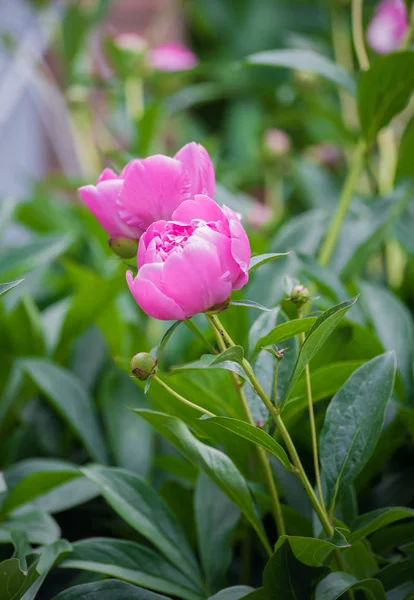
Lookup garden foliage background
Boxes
[1,0,414,598]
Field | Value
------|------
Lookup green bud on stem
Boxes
[130,352,157,381]
[109,237,138,259]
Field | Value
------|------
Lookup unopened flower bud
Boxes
[109,237,138,259]
[113,33,149,56]
[264,128,291,158]
[274,348,285,360]
[289,284,311,306]
[131,352,157,381]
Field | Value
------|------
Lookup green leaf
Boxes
[283,297,358,402]
[200,416,291,471]
[81,465,202,585]
[251,317,317,358]
[11,530,31,572]
[172,347,247,380]
[0,558,38,600]
[315,572,386,600]
[0,511,60,546]
[248,253,289,273]
[274,531,350,567]
[195,474,240,595]
[0,280,23,298]
[208,587,255,600]
[358,52,414,143]
[52,580,169,600]
[60,538,203,600]
[20,359,108,463]
[131,410,269,553]
[320,352,396,512]
[151,320,182,360]
[0,234,71,279]
[350,507,414,542]
[245,49,356,95]
[230,300,276,312]
[359,280,414,400]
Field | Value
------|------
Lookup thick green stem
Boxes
[351,0,369,70]
[208,315,286,537]
[318,139,365,266]
[209,314,334,538]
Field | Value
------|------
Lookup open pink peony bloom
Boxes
[127,195,251,320]
[78,142,214,240]
[367,0,408,54]
[148,42,198,72]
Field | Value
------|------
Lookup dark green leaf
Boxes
[283,298,358,402]
[208,587,255,600]
[20,359,108,463]
[131,410,269,553]
[0,558,38,600]
[350,507,414,542]
[315,571,386,600]
[245,49,356,94]
[200,416,291,470]
[82,465,202,584]
[195,474,240,594]
[0,511,60,545]
[151,321,182,360]
[251,316,316,358]
[274,531,350,567]
[320,353,396,512]
[52,580,169,600]
[0,280,23,298]
[60,538,203,600]
[248,253,289,273]
[11,530,31,572]
[358,52,414,143]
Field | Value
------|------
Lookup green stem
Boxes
[153,375,214,417]
[184,319,217,354]
[351,0,369,71]
[272,360,281,407]
[299,326,325,510]
[209,315,334,538]
[125,76,144,122]
[208,315,286,537]
[318,139,365,266]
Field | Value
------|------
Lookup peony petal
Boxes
[162,234,232,317]
[172,194,225,224]
[97,168,119,183]
[117,155,191,230]
[367,0,408,54]
[148,42,198,72]
[137,220,167,268]
[223,205,251,289]
[127,269,186,321]
[78,180,140,239]
[174,143,215,198]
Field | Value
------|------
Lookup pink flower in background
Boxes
[367,0,408,54]
[127,195,251,320]
[247,203,272,229]
[113,33,148,54]
[78,142,214,240]
[148,42,198,72]
[264,129,291,157]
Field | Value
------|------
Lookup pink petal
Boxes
[97,168,119,183]
[78,180,139,239]
[367,0,408,54]
[162,235,232,317]
[174,143,215,198]
[172,194,225,224]
[223,206,251,289]
[148,42,198,72]
[117,155,191,231]
[137,220,167,268]
[127,269,186,321]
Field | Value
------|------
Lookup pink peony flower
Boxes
[264,129,291,157]
[78,142,214,240]
[247,203,272,229]
[148,42,198,72]
[367,0,408,54]
[127,195,251,320]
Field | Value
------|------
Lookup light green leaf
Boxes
[315,572,386,600]
[350,507,414,543]
[320,353,396,512]
[132,410,269,553]
[0,280,24,298]
[20,359,108,463]
[172,347,246,380]
[251,316,317,358]
[0,234,71,279]
[52,580,169,600]
[245,49,356,94]
[248,253,289,273]
[195,474,240,595]
[0,511,60,545]
[81,465,202,585]
[230,300,276,312]
[283,297,358,402]
[200,416,291,471]
[358,51,414,143]
[60,538,203,600]
[151,320,182,360]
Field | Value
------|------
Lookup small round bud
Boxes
[274,348,285,360]
[131,352,157,381]
[109,237,138,259]
[264,128,291,158]
[289,284,311,306]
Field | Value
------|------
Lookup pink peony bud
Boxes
[367,0,408,54]
[78,142,214,240]
[264,129,291,157]
[148,42,198,72]
[127,195,251,320]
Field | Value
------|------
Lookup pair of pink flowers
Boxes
[78,143,250,321]
[367,0,410,55]
[114,34,198,72]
